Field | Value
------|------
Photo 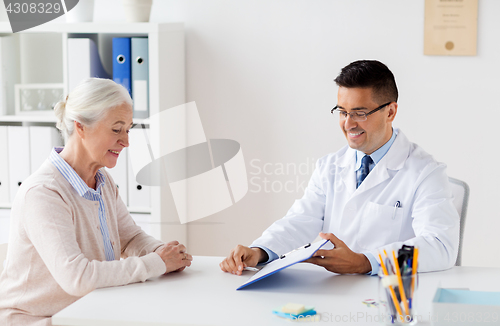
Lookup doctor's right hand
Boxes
[219,245,267,276]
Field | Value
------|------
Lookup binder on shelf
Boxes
[127,153,151,209]
[0,126,10,205]
[127,129,151,209]
[67,38,111,92]
[105,147,128,206]
[131,37,149,119]
[29,126,62,174]
[7,126,30,202]
[0,34,21,116]
[112,38,132,96]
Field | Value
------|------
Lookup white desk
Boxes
[52,256,500,326]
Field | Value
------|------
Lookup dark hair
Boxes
[334,60,398,103]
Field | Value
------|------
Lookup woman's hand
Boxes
[155,241,193,274]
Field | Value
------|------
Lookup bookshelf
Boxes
[0,22,186,244]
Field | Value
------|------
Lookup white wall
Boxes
[94,0,500,267]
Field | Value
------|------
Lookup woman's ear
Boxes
[74,121,86,139]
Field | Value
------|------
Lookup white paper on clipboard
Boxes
[237,239,334,290]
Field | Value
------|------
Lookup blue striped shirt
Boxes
[50,147,115,261]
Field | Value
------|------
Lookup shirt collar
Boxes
[355,128,398,170]
[50,147,106,198]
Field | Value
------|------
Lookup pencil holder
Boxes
[378,272,418,325]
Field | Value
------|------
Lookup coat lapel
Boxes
[348,129,411,196]
[335,147,357,195]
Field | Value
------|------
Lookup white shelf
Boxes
[0,21,183,34]
[0,115,57,123]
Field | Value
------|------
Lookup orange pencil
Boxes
[392,250,410,318]
[378,252,404,321]
[411,247,419,297]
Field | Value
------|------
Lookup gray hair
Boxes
[54,78,133,141]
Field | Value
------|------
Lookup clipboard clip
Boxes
[280,243,311,259]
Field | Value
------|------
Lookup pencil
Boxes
[411,247,419,297]
[378,252,404,321]
[392,250,410,318]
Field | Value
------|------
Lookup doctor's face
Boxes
[337,87,397,155]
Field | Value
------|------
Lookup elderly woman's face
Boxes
[83,103,133,169]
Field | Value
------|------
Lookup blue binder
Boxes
[131,38,149,119]
[112,38,131,96]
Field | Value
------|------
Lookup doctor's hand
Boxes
[219,245,267,276]
[155,241,193,274]
[305,233,371,274]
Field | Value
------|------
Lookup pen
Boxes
[392,201,401,220]
[243,267,259,272]
[385,257,395,275]
[280,243,311,259]
[402,261,412,301]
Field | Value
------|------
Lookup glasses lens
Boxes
[351,112,367,121]
[337,111,348,119]
[335,111,367,121]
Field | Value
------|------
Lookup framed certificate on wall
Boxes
[424,0,478,56]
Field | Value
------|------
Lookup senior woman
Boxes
[0,78,192,326]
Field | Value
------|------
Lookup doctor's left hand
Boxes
[305,232,371,274]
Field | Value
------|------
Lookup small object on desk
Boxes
[281,303,307,314]
[243,266,259,272]
[273,303,317,321]
[362,299,379,308]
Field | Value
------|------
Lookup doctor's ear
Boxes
[386,102,398,122]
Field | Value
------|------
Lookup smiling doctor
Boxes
[220,60,459,275]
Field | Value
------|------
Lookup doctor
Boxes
[220,60,459,275]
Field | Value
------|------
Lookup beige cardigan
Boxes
[0,159,167,326]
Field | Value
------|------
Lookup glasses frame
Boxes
[331,102,393,121]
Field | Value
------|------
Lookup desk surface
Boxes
[52,256,500,326]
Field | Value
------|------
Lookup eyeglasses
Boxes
[331,102,392,121]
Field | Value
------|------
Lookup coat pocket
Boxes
[355,201,403,250]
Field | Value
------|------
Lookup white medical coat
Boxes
[251,129,459,272]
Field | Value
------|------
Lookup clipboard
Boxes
[237,239,334,290]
